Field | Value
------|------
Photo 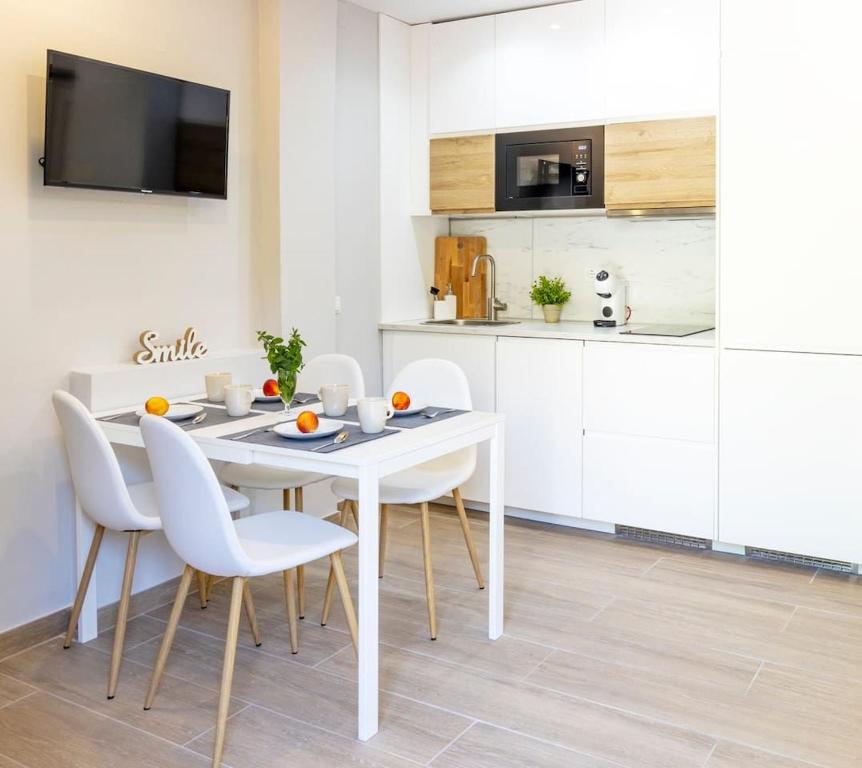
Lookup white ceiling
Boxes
[349,0,570,24]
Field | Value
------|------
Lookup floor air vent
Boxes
[615,525,712,550]
[745,547,857,574]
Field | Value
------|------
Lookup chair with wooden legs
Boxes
[52,391,250,699]
[140,414,358,768]
[219,353,365,619]
[322,359,484,640]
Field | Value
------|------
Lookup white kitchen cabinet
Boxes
[583,342,715,443]
[720,349,862,564]
[381,331,495,502]
[720,1,862,354]
[605,0,718,121]
[496,337,583,517]
[494,1,605,129]
[429,16,495,135]
[583,434,715,538]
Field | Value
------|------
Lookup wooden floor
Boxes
[0,504,860,767]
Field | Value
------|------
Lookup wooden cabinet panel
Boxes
[430,135,495,213]
[605,117,715,210]
[429,16,495,135]
[720,349,862,563]
[496,337,583,517]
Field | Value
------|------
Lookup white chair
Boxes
[140,414,358,768]
[218,353,365,618]
[323,359,484,640]
[52,390,250,699]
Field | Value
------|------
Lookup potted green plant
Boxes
[529,275,572,324]
[257,328,306,412]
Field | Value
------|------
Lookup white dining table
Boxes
[87,398,505,741]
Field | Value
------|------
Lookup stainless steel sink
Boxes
[422,319,521,327]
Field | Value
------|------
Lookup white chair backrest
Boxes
[52,390,146,531]
[140,415,252,577]
[387,359,475,472]
[298,354,365,400]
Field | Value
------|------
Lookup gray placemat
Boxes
[334,405,467,429]
[98,405,252,431]
[223,423,399,453]
[193,393,320,413]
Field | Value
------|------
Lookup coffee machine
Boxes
[593,270,628,327]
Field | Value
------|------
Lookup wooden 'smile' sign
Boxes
[134,327,209,365]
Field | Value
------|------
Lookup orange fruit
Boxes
[262,378,280,396]
[145,396,170,416]
[392,391,411,411]
[296,410,319,433]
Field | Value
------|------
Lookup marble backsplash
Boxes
[450,216,716,325]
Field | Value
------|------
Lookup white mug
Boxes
[319,383,349,417]
[205,371,232,402]
[357,397,394,434]
[224,384,254,417]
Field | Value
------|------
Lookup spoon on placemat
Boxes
[422,408,456,419]
[182,413,207,428]
[311,431,349,452]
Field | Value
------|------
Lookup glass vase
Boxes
[277,370,298,416]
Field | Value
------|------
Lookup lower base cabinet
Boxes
[496,337,583,517]
[583,433,716,539]
[720,349,862,563]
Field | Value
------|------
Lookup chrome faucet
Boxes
[470,253,508,321]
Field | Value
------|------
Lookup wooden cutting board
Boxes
[434,236,487,319]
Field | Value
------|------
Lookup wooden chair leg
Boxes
[282,569,299,654]
[419,502,438,640]
[295,487,305,620]
[212,577,244,768]
[330,551,358,657]
[144,565,194,710]
[242,581,262,647]
[196,570,209,609]
[379,504,389,579]
[348,499,359,529]
[321,502,352,626]
[452,488,485,589]
[282,488,291,511]
[64,523,105,648]
[107,530,141,698]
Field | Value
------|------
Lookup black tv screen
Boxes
[43,51,229,199]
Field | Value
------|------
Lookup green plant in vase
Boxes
[529,275,572,324]
[257,329,306,412]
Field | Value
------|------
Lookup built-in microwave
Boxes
[495,126,604,211]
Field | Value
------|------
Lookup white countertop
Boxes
[379,319,716,348]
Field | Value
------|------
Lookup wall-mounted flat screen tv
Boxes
[43,50,230,199]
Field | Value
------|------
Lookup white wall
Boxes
[335,0,382,395]
[0,0,279,633]
[451,216,716,324]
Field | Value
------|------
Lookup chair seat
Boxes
[127,482,249,530]
[219,462,326,491]
[233,510,358,576]
[331,454,474,505]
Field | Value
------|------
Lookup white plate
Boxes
[391,403,426,417]
[254,388,282,402]
[135,403,204,422]
[272,418,343,440]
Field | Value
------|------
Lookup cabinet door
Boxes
[495,1,605,129]
[429,135,495,213]
[605,0,718,120]
[583,342,715,443]
[720,349,862,563]
[605,118,716,210]
[496,337,583,517]
[381,331,496,502]
[583,433,716,539]
[429,16,495,135]
[720,2,862,354]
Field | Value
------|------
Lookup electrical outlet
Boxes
[585,267,597,280]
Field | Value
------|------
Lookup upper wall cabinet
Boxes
[495,1,606,130]
[605,0,718,120]
[605,117,715,210]
[430,134,496,213]
[429,16,495,135]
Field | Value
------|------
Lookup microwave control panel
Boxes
[572,141,591,196]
